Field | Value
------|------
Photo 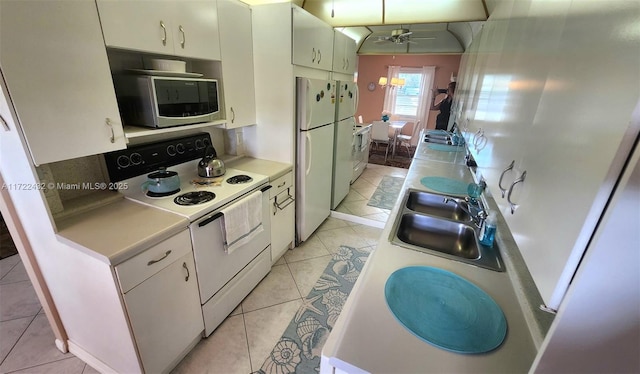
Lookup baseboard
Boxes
[329,211,385,228]
[68,340,126,374]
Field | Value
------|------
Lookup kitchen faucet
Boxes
[444,193,488,229]
[444,177,488,228]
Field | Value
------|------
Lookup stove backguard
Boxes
[103,133,212,182]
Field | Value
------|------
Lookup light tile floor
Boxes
[0,163,402,373]
[335,163,408,223]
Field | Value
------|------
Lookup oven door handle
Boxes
[197,185,271,227]
[198,212,223,227]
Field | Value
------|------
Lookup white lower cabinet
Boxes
[270,172,295,263]
[116,230,204,374]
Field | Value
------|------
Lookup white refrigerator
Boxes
[296,77,336,242]
[332,80,358,209]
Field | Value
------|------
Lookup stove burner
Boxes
[174,191,216,206]
[226,175,253,184]
[146,188,180,198]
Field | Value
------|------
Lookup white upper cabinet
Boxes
[459,0,640,310]
[292,6,334,71]
[332,30,357,74]
[0,0,126,165]
[96,0,221,61]
[217,0,257,128]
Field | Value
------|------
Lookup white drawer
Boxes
[270,172,293,199]
[116,230,192,293]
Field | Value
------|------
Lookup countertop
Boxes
[226,157,292,181]
[56,196,190,266]
[321,141,539,373]
[54,156,291,266]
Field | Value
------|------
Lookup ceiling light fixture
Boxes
[379,76,405,88]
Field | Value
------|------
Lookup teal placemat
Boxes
[420,176,468,196]
[427,144,464,152]
[385,266,507,354]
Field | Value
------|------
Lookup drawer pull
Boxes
[277,180,287,188]
[147,250,171,266]
[183,262,190,281]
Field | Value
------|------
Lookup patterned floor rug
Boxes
[368,147,413,169]
[253,246,372,374]
[367,175,405,210]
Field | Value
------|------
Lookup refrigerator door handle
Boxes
[305,79,313,130]
[354,85,360,115]
[305,132,312,176]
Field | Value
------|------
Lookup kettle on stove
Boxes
[198,146,226,178]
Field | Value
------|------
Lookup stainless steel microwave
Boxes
[113,75,221,128]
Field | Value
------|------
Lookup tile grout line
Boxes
[0,311,39,371]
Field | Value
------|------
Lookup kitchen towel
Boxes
[220,190,263,254]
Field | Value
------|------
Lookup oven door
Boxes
[190,185,271,305]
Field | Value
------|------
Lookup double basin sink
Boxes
[390,189,504,272]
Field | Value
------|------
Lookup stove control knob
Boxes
[167,145,176,156]
[202,138,211,148]
[130,153,142,165]
[116,155,130,168]
[195,139,203,150]
[176,143,185,154]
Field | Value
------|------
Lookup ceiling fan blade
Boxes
[412,36,436,40]
[398,31,413,38]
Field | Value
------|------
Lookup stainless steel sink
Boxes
[395,214,480,259]
[390,189,504,271]
[423,136,454,145]
[406,191,472,222]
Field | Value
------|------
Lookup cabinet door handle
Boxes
[507,170,527,214]
[183,262,190,281]
[179,25,185,49]
[317,49,322,64]
[498,160,515,198]
[230,107,235,123]
[311,48,316,63]
[0,114,9,131]
[106,118,116,143]
[147,250,171,266]
[160,20,167,46]
[471,128,482,147]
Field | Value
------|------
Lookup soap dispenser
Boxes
[480,211,497,248]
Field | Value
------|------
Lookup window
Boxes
[393,71,423,116]
[382,66,435,132]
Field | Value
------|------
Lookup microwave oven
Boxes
[113,75,222,128]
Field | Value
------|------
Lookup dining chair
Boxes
[397,121,420,156]
[370,121,391,162]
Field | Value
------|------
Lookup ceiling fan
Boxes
[374,28,436,44]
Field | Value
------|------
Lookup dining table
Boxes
[389,121,406,158]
